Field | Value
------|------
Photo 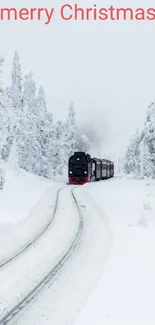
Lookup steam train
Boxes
[68,151,114,185]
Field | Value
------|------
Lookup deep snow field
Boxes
[0,170,155,324]
[75,177,155,324]
[0,167,54,224]
[0,167,62,266]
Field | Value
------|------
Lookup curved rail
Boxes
[0,186,83,325]
[0,186,64,269]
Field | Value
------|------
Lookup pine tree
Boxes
[142,102,155,178]
[1,53,96,181]
[139,135,153,178]
[51,120,64,176]
[0,56,13,189]
[18,71,39,173]
[38,110,54,178]
[63,101,76,163]
[7,138,19,172]
[123,102,155,179]
[10,50,23,131]
[124,129,141,177]
[11,50,22,107]
[34,86,54,178]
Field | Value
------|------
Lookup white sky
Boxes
[1,0,155,162]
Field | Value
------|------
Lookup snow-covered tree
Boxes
[9,51,23,133]
[123,101,155,179]
[0,52,96,182]
[123,129,141,177]
[51,120,67,176]
[36,86,47,113]
[38,111,54,178]
[141,102,155,178]
[17,71,39,173]
[7,138,19,172]
[34,86,55,178]
[11,50,22,109]
[63,101,76,163]
[0,56,13,189]
[139,136,153,178]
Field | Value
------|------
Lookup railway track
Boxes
[0,186,83,325]
[0,186,64,269]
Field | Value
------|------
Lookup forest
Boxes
[1,50,155,190]
[121,102,155,179]
[0,51,91,189]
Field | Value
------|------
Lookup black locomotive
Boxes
[68,151,114,185]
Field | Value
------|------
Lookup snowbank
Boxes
[0,167,54,224]
[10,184,112,325]
[75,177,155,324]
[0,167,63,266]
[0,186,80,319]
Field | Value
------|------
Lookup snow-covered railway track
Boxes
[0,186,83,325]
[0,186,64,269]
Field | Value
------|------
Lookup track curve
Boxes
[0,186,83,325]
[0,186,64,270]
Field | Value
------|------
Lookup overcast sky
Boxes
[1,0,155,163]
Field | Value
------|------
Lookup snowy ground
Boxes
[7,184,112,325]
[0,167,63,266]
[1,174,155,324]
[0,186,80,320]
[75,177,155,324]
[0,167,53,224]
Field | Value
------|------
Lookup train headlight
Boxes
[69,171,72,174]
[84,171,87,174]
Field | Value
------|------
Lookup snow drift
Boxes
[0,167,63,266]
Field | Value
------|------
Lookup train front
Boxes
[68,152,90,185]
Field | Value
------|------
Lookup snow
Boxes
[6,182,112,325]
[0,185,80,320]
[0,176,155,324]
[75,177,155,324]
[0,167,62,266]
[0,168,52,224]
